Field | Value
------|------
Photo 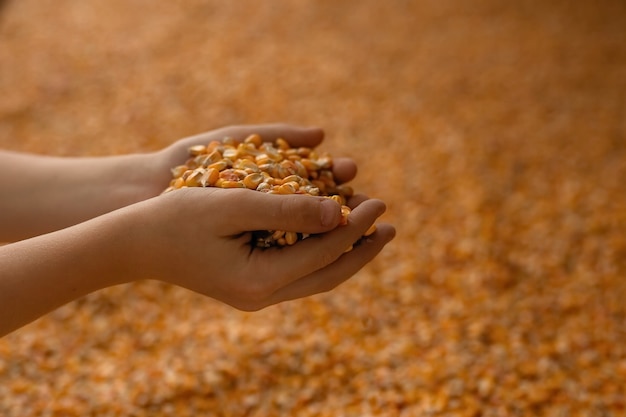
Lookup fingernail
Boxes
[320,199,340,227]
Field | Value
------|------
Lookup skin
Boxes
[0,124,396,336]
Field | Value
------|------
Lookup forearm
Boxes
[0,151,167,241]
[0,210,132,336]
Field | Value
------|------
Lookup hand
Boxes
[119,186,395,310]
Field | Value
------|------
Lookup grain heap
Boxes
[163,134,371,249]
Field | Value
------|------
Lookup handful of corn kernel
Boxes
[163,134,375,249]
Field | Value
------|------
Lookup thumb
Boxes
[211,188,342,234]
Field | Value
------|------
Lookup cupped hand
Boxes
[121,187,395,310]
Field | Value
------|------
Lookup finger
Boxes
[253,198,387,289]
[332,157,357,184]
[206,188,343,234]
[265,223,396,304]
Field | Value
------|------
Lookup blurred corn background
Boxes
[1,0,625,415]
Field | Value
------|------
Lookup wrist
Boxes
[99,152,166,204]
[106,197,168,285]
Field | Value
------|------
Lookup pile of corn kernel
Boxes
[1,0,625,416]
[163,134,368,248]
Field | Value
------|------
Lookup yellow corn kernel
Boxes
[330,194,346,206]
[243,133,263,147]
[206,140,222,152]
[269,231,284,241]
[222,137,238,146]
[301,158,320,172]
[201,168,219,187]
[171,165,188,178]
[185,169,204,187]
[188,144,206,156]
[222,148,239,160]
[285,231,298,245]
[219,180,245,188]
[243,173,264,190]
[173,177,185,189]
[340,205,351,226]
[275,137,290,150]
[256,182,272,192]
[208,160,228,171]
[276,182,297,194]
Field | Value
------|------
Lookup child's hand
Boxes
[118,186,394,310]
